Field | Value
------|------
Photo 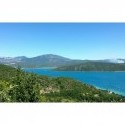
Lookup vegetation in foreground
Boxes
[0,64,125,102]
[56,62,125,71]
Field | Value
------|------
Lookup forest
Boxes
[56,62,125,71]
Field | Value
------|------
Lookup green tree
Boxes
[10,68,41,102]
[0,81,12,102]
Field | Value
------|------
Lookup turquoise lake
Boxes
[24,68,125,96]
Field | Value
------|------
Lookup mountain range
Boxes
[0,54,125,68]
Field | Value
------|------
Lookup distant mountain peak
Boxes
[35,54,71,60]
[15,56,27,59]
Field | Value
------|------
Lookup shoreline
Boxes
[95,86,125,97]
[23,68,125,97]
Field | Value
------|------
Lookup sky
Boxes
[0,23,125,60]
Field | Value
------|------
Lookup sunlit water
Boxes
[24,68,125,96]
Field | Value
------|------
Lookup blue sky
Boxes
[0,23,125,59]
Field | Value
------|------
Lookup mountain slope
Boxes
[0,64,17,81]
[0,54,85,68]
[20,54,72,67]
[56,62,125,71]
[0,64,125,102]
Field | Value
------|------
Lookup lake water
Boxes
[24,68,125,96]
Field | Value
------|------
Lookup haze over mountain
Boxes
[0,54,125,68]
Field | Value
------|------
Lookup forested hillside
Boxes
[56,62,125,71]
[0,64,125,102]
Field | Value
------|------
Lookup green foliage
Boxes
[0,64,125,102]
[0,64,16,81]
[41,78,125,102]
[9,67,41,102]
[0,80,12,102]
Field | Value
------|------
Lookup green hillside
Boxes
[0,64,17,81]
[0,64,125,102]
[56,62,125,71]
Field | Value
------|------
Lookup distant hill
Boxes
[0,54,125,68]
[56,62,125,71]
[0,54,85,68]
[0,64,125,102]
[20,54,72,67]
